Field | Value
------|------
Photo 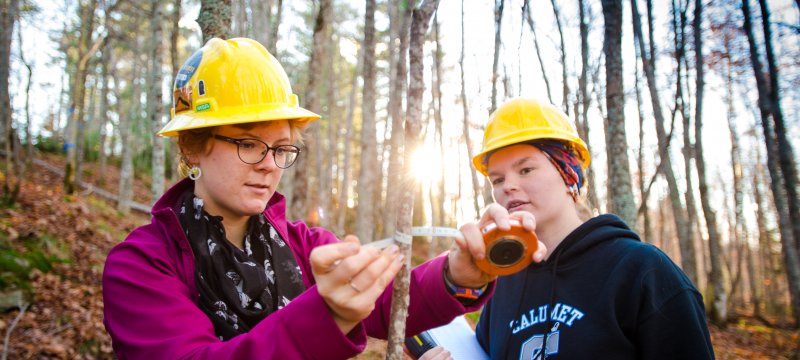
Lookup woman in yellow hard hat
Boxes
[102,38,496,359]
[460,98,713,359]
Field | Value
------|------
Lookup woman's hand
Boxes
[450,203,547,287]
[309,235,404,334]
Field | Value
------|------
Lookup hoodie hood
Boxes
[540,213,640,269]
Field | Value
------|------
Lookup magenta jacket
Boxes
[103,178,491,359]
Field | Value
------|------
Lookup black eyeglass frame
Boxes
[213,134,301,169]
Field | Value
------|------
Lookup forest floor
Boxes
[0,150,797,359]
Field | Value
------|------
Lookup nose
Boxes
[502,175,519,194]
[254,149,280,171]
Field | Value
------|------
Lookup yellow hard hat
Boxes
[472,98,590,176]
[158,37,320,137]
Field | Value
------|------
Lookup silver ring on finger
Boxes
[348,280,362,293]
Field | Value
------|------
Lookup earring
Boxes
[189,165,202,180]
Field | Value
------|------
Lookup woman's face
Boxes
[487,144,574,227]
[191,120,291,222]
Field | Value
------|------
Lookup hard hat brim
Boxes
[158,104,321,137]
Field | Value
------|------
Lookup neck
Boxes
[223,217,249,249]
[537,210,583,260]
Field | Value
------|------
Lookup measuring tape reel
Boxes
[476,219,538,276]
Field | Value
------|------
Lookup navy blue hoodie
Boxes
[476,214,714,359]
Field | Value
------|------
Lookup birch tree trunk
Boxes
[576,0,598,214]
[631,0,696,283]
[292,0,331,225]
[490,0,504,114]
[98,45,111,186]
[757,0,800,259]
[198,0,231,42]
[148,0,166,202]
[387,2,440,358]
[383,2,411,237]
[0,0,19,157]
[742,0,800,327]
[64,0,100,195]
[337,45,362,236]
[355,0,378,242]
[168,0,182,183]
[549,0,569,115]
[118,39,143,214]
[460,0,481,216]
[672,2,701,287]
[523,0,554,106]
[601,0,636,226]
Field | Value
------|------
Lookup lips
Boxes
[506,200,529,211]
[245,183,271,195]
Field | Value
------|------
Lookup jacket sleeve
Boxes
[363,255,494,339]
[288,222,495,339]
[636,289,714,359]
[102,229,365,360]
[633,248,715,359]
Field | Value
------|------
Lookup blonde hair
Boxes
[176,120,307,177]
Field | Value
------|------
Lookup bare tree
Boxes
[337,45,362,236]
[742,0,800,327]
[292,0,331,226]
[631,0,696,284]
[601,0,636,226]
[490,0,504,114]
[198,0,231,42]
[387,1,440,358]
[118,38,143,214]
[461,0,481,216]
[355,0,378,242]
[383,2,412,237]
[757,0,800,259]
[576,0,598,214]
[522,0,554,105]
[148,0,166,202]
[549,0,570,114]
[63,0,102,195]
[0,0,19,162]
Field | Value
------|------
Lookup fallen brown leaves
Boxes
[0,155,149,359]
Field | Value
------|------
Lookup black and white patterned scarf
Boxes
[177,192,305,340]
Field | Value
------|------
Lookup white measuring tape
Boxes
[366,227,465,249]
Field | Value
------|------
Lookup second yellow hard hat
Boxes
[473,98,590,176]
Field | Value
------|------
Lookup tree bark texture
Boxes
[337,45,362,236]
[757,0,800,260]
[383,2,411,237]
[601,0,637,227]
[387,2,440,358]
[118,38,143,214]
[198,0,231,42]
[148,0,165,202]
[576,0,598,214]
[461,0,481,216]
[631,0,696,284]
[549,0,570,115]
[523,0,554,106]
[490,0,504,114]
[742,0,800,327]
[293,0,331,226]
[64,0,100,195]
[0,0,19,154]
[355,0,378,243]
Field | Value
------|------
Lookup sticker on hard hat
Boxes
[196,103,211,112]
[174,86,192,113]
[175,50,203,89]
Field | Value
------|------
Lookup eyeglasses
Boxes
[213,135,301,169]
